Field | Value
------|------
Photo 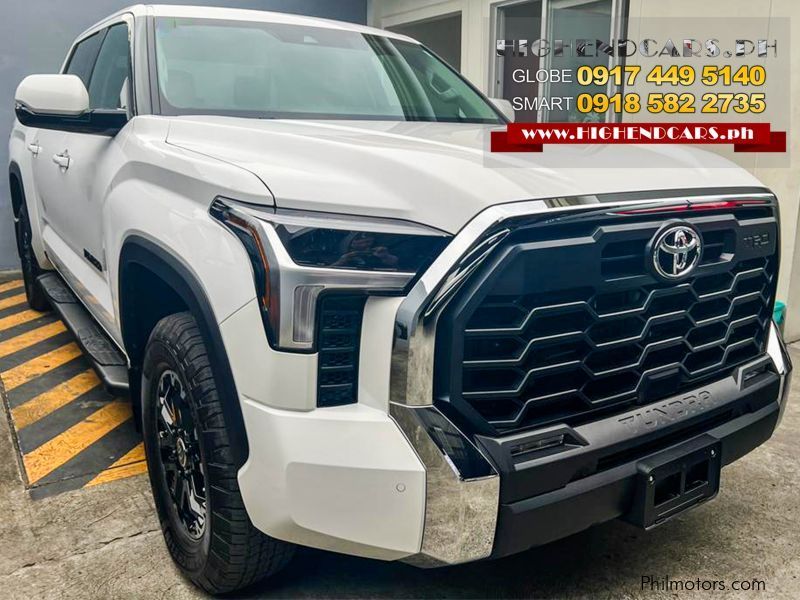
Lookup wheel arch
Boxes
[8,162,24,221]
[119,234,249,467]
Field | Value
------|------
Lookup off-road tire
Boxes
[142,311,295,594]
[16,203,49,312]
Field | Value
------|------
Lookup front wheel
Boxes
[142,312,294,594]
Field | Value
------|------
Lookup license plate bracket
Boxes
[625,434,721,530]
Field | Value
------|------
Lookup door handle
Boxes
[27,142,41,156]
[52,151,70,170]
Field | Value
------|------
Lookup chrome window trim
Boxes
[388,189,776,566]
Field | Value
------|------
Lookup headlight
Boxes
[210,197,450,352]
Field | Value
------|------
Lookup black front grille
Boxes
[316,295,366,407]
[436,205,779,435]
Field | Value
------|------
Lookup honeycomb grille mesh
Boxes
[450,210,778,434]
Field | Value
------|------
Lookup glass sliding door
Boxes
[494,1,544,122]
[544,0,616,122]
[493,0,626,122]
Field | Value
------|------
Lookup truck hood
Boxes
[166,116,764,234]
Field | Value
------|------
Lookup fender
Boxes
[119,235,249,467]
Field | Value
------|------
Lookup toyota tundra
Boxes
[7,4,792,594]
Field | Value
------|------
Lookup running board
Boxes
[37,272,129,396]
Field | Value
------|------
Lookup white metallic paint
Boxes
[237,396,426,560]
[14,74,89,116]
[165,117,764,234]
[219,299,317,412]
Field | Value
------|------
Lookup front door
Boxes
[32,29,105,251]
[29,127,69,239]
[35,19,133,334]
[58,21,133,276]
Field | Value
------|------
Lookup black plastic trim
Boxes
[315,291,367,407]
[83,249,103,272]
[15,106,129,136]
[37,272,129,395]
[479,360,779,504]
[436,204,779,437]
[8,161,23,222]
[145,15,161,115]
[491,380,781,558]
[118,236,249,468]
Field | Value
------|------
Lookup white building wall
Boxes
[625,1,800,341]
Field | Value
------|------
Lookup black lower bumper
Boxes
[483,359,788,559]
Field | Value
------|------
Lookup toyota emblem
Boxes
[650,224,702,280]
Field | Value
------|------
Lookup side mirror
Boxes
[16,74,89,115]
[14,74,128,136]
[490,97,515,123]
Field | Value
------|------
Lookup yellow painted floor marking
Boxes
[0,280,23,293]
[85,443,147,487]
[0,293,26,311]
[23,400,132,484]
[0,309,45,332]
[11,370,100,430]
[1,343,83,391]
[0,321,66,359]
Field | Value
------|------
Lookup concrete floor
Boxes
[1,347,799,599]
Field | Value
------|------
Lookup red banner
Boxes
[491,123,786,153]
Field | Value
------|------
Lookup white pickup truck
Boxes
[8,4,791,595]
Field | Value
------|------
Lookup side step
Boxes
[37,272,129,396]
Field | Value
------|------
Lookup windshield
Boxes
[153,17,504,123]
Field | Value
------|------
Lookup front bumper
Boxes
[490,337,790,558]
[389,322,791,565]
[232,313,790,566]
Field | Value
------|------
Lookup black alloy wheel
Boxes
[142,312,294,594]
[155,369,207,539]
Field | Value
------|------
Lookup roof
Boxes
[78,4,415,43]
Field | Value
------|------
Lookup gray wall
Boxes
[0,0,366,271]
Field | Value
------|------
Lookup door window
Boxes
[64,32,104,88]
[546,0,615,122]
[88,24,132,110]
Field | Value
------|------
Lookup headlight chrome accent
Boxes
[210,197,450,351]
